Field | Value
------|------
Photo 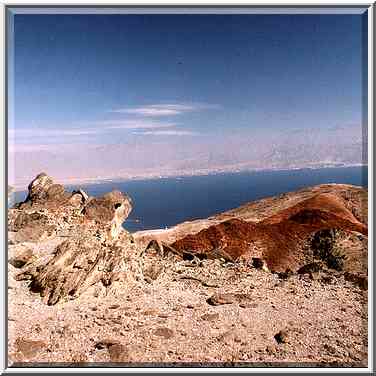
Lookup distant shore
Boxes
[9,163,367,192]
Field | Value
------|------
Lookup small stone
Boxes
[239,303,254,309]
[142,309,159,316]
[95,339,119,350]
[108,343,128,362]
[158,313,169,318]
[153,327,174,339]
[207,293,235,306]
[274,330,289,344]
[201,313,220,321]
[266,345,277,354]
[15,338,47,359]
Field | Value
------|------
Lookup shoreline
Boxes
[9,163,367,192]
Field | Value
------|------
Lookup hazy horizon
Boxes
[8,12,367,186]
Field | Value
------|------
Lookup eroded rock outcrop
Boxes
[16,172,88,211]
[16,232,141,305]
[10,173,139,305]
[83,190,132,240]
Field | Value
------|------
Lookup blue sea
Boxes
[11,166,367,232]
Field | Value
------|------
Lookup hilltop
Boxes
[7,174,368,367]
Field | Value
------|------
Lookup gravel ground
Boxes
[8,252,368,367]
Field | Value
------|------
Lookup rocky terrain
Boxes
[7,173,368,367]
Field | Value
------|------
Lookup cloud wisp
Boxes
[133,130,198,136]
[9,101,217,146]
[8,119,179,140]
[111,103,220,117]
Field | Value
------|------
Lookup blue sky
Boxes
[9,13,365,147]
[7,12,368,186]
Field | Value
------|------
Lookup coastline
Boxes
[9,163,367,193]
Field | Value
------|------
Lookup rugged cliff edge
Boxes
[8,174,368,366]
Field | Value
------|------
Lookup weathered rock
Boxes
[108,343,129,362]
[207,293,235,306]
[16,173,88,213]
[297,262,323,275]
[252,257,270,272]
[266,344,278,354]
[206,292,252,306]
[276,268,294,280]
[201,313,220,321]
[143,264,163,282]
[83,190,133,240]
[274,330,289,344]
[16,235,139,305]
[15,337,47,359]
[9,246,34,268]
[11,212,49,232]
[153,327,174,339]
[13,228,57,245]
[46,184,66,199]
[26,173,54,202]
[8,211,57,243]
[69,189,90,207]
[344,272,368,290]
[95,339,119,350]
[144,239,164,257]
[217,329,243,345]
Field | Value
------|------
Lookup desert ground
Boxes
[7,173,368,367]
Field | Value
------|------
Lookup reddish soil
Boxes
[172,193,368,272]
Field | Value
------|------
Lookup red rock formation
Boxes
[171,193,368,272]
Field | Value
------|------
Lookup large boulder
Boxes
[83,190,133,240]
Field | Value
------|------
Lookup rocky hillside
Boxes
[7,174,368,367]
[135,183,368,274]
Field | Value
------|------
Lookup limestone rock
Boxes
[153,327,174,339]
[26,173,54,202]
[16,234,139,305]
[201,313,220,321]
[207,293,235,306]
[9,246,34,268]
[108,343,129,362]
[83,190,133,240]
[69,189,89,207]
[15,337,47,359]
[207,292,253,306]
[16,173,88,213]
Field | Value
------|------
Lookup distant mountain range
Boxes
[9,124,367,188]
